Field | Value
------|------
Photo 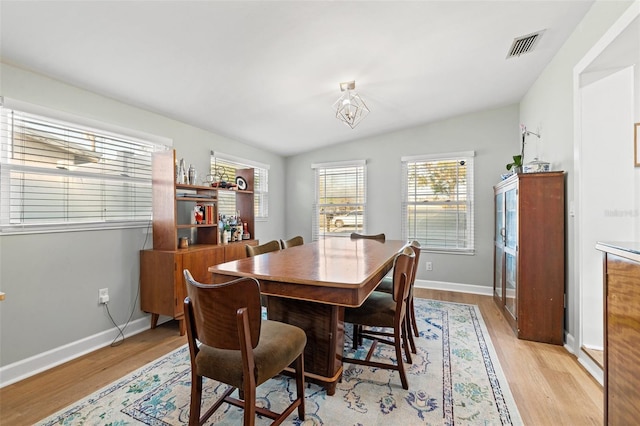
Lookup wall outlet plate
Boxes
[99,288,109,304]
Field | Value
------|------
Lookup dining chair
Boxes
[246,239,281,257]
[343,245,416,390]
[280,235,304,249]
[183,270,307,426]
[349,232,386,348]
[375,240,422,353]
[350,232,386,241]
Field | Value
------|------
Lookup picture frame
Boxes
[636,122,640,167]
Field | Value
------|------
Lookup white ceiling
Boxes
[0,1,594,157]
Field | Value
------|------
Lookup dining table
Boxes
[208,237,406,395]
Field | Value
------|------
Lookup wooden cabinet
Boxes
[140,149,258,334]
[493,171,565,344]
[596,242,640,426]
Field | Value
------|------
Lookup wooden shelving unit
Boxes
[140,149,257,334]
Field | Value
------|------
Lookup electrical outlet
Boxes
[426,261,433,271]
[98,288,109,304]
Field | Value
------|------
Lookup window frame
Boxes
[401,151,475,254]
[210,151,269,221]
[312,159,367,240]
[0,97,171,235]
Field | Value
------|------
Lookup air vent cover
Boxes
[507,30,545,58]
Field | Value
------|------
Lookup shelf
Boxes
[219,188,253,194]
[176,183,215,191]
[177,223,218,229]
[176,197,217,202]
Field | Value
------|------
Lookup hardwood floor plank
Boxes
[0,321,186,426]
[0,290,603,426]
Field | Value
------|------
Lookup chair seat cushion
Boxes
[195,320,306,389]
[345,291,396,328]
[375,276,393,294]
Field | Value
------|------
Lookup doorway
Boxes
[574,5,640,384]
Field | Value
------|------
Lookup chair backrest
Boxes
[246,239,281,257]
[350,232,386,241]
[391,246,416,303]
[280,235,304,249]
[184,270,262,350]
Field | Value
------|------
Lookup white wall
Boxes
[519,0,636,348]
[0,63,286,382]
[285,104,519,288]
[573,2,640,383]
[579,66,636,350]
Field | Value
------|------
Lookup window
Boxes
[210,152,269,220]
[402,151,474,253]
[312,160,366,240]
[0,99,169,234]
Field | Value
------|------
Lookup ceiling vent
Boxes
[507,30,545,58]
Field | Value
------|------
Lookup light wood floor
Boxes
[0,289,603,425]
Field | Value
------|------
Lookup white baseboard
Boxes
[414,279,493,296]
[564,332,577,354]
[0,316,151,388]
[577,351,604,386]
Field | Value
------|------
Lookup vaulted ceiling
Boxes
[0,1,594,156]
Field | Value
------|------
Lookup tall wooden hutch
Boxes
[493,171,565,344]
[140,149,257,334]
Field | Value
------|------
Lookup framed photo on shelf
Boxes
[635,122,640,167]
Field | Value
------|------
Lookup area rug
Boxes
[37,299,522,425]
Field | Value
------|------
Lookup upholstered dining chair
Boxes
[350,232,386,241]
[349,232,386,349]
[280,235,304,249]
[246,239,281,257]
[343,246,416,390]
[375,240,422,354]
[183,270,307,426]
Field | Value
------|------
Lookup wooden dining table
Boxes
[208,237,406,395]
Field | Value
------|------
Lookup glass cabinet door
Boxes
[504,252,517,319]
[504,187,517,320]
[505,187,517,250]
[495,192,504,243]
[494,192,505,301]
[494,247,504,300]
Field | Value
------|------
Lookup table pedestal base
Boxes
[267,297,344,396]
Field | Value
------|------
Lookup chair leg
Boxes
[295,353,306,420]
[352,324,360,349]
[401,319,413,364]
[410,297,419,338]
[405,314,417,355]
[394,324,409,390]
[189,374,202,426]
[243,382,256,426]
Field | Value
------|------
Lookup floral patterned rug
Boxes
[38,299,522,425]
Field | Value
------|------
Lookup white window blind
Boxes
[0,101,168,234]
[210,152,269,220]
[401,151,475,253]
[312,160,366,240]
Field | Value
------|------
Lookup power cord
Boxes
[102,216,152,347]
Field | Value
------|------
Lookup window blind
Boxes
[210,152,269,220]
[401,151,474,253]
[0,102,168,233]
[312,160,366,240]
